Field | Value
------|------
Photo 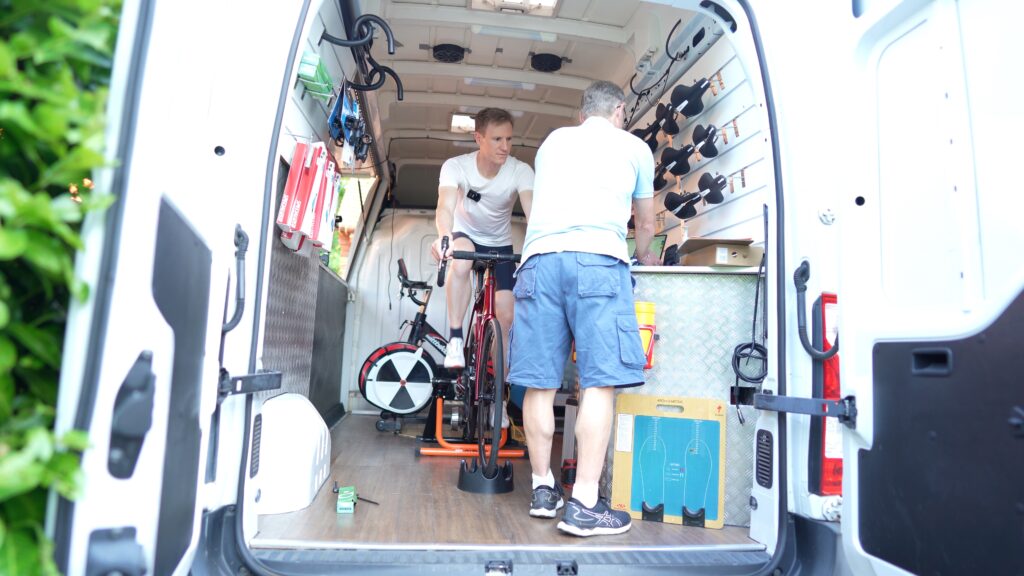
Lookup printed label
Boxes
[824,416,843,459]
[716,246,728,263]
[615,413,634,452]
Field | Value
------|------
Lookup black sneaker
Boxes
[557,497,632,536]
[530,484,565,518]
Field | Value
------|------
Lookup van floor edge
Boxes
[254,414,757,549]
[252,548,773,570]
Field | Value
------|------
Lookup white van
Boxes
[50,0,1023,574]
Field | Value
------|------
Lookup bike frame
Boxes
[465,264,497,405]
[419,249,525,459]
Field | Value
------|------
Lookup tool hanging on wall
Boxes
[328,81,372,165]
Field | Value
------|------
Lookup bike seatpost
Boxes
[437,236,450,287]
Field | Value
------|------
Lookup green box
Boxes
[336,485,356,514]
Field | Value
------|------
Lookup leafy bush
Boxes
[0,0,121,573]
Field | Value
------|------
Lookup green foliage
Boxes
[0,0,121,574]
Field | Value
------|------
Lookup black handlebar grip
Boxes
[437,236,450,287]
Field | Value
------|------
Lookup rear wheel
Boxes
[476,318,504,478]
[358,342,436,416]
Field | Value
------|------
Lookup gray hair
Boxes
[580,80,625,118]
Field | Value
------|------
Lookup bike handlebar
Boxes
[437,237,522,287]
[451,250,522,263]
[437,236,450,287]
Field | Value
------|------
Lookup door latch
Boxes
[217,368,282,402]
[754,392,857,428]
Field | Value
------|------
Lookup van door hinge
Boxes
[754,393,857,428]
[218,368,282,402]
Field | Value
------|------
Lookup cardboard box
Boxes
[611,394,727,529]
[680,237,763,267]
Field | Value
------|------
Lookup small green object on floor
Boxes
[336,485,356,514]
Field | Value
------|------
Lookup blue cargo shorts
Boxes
[508,252,647,390]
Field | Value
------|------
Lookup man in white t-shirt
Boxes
[430,108,535,370]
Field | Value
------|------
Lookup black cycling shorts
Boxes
[452,232,515,292]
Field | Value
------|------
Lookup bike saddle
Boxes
[653,166,669,191]
[699,172,728,204]
[631,120,660,153]
[658,102,680,136]
[692,124,719,158]
[664,144,696,176]
[670,78,711,117]
[664,190,702,219]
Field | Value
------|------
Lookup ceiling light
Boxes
[471,24,557,43]
[464,77,536,90]
[450,114,476,133]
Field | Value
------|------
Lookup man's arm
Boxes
[518,189,533,221]
[432,185,459,261]
[632,196,658,266]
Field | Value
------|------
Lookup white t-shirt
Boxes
[438,151,534,246]
[521,116,655,264]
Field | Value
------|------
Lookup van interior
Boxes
[238,0,788,572]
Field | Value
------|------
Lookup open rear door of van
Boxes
[839,1,1024,574]
[49,0,311,574]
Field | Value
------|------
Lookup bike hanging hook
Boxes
[793,260,839,360]
[320,13,396,53]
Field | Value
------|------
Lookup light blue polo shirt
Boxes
[520,116,655,265]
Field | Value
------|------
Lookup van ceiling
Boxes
[364,0,699,208]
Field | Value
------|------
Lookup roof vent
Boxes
[432,43,466,63]
[530,52,564,72]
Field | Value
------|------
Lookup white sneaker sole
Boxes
[529,499,564,518]
[556,521,632,537]
[443,359,465,369]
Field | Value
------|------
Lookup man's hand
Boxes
[431,236,453,262]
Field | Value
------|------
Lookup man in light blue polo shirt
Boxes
[509,80,657,536]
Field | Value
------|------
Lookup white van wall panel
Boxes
[874,11,972,312]
[960,0,1024,307]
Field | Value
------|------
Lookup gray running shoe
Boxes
[557,497,632,536]
[530,484,565,518]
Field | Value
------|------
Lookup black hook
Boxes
[320,14,395,54]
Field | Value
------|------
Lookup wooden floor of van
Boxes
[253,414,757,549]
